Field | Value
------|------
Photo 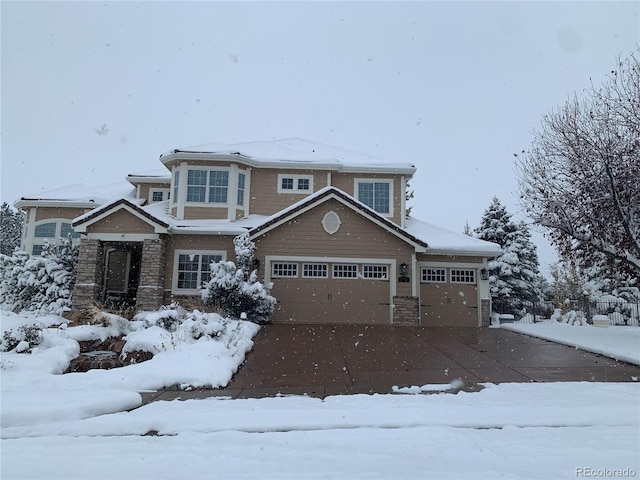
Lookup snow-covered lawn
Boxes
[500,320,640,366]
[1,310,639,479]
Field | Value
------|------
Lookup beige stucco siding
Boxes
[86,209,156,234]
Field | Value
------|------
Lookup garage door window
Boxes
[272,262,298,278]
[362,264,388,280]
[422,268,446,283]
[450,269,476,284]
[302,263,328,278]
[333,264,358,279]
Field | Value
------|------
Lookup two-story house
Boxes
[15,138,501,326]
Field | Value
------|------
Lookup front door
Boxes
[102,243,142,308]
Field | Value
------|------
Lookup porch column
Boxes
[135,237,166,311]
[71,238,105,311]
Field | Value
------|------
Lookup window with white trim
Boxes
[150,189,170,203]
[176,252,224,290]
[272,262,298,278]
[277,174,313,194]
[356,179,392,215]
[173,171,180,204]
[237,173,246,206]
[450,269,476,284]
[186,169,229,203]
[302,263,328,278]
[332,264,358,279]
[31,221,80,256]
[362,264,389,280]
[421,268,446,283]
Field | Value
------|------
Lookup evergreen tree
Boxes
[474,198,543,314]
[0,203,25,255]
[202,232,275,322]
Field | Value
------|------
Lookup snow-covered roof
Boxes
[405,217,503,256]
[160,138,416,174]
[126,168,171,184]
[15,183,136,208]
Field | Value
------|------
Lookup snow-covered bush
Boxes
[0,238,78,314]
[1,322,45,352]
[201,233,275,323]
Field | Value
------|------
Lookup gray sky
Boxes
[2,1,638,275]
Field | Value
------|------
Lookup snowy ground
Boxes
[1,311,639,479]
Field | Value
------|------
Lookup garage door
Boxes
[268,261,391,325]
[419,267,479,327]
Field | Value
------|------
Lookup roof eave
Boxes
[14,199,100,209]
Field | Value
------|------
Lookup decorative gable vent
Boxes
[322,211,341,235]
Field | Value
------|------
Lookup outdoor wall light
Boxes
[480,268,489,280]
[252,259,261,273]
[399,262,410,282]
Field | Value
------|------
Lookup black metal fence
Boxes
[516,297,640,326]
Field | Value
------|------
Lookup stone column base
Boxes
[393,296,420,325]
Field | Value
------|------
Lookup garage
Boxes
[267,259,392,324]
[419,266,480,327]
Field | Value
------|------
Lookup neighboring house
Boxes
[15,138,501,326]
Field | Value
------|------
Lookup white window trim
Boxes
[302,263,329,278]
[149,188,170,203]
[354,178,394,218]
[271,262,299,278]
[332,263,359,279]
[185,167,231,206]
[171,250,227,295]
[277,174,314,194]
[421,267,447,283]
[449,268,477,285]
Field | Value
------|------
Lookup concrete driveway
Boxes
[142,324,640,403]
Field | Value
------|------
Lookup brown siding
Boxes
[136,182,170,201]
[183,206,228,220]
[86,209,156,234]
[248,169,328,216]
[416,254,484,264]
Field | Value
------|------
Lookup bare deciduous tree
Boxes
[515,52,640,282]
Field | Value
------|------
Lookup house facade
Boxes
[15,139,501,326]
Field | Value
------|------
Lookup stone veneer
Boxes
[135,237,167,311]
[481,299,491,327]
[71,238,105,311]
[392,296,420,325]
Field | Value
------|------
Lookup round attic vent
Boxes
[322,211,341,235]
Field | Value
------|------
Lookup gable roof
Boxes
[160,138,416,175]
[248,186,429,252]
[72,197,170,233]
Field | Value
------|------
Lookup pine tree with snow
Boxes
[0,236,78,314]
[474,198,543,314]
[0,202,25,255]
[202,232,275,322]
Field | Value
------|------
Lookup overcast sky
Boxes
[2,1,638,275]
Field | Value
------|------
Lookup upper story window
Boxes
[237,173,246,206]
[186,169,228,204]
[277,174,313,194]
[173,171,180,204]
[355,179,393,216]
[150,189,170,203]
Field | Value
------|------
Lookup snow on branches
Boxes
[201,232,275,323]
[515,51,640,283]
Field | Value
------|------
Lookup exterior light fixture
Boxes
[480,268,489,280]
[252,258,261,273]
[399,262,410,282]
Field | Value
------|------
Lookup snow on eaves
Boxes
[15,183,136,207]
[160,138,416,173]
[405,217,502,256]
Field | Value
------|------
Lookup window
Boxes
[34,223,56,238]
[31,221,79,256]
[272,262,298,278]
[302,263,328,278]
[208,171,228,203]
[152,191,164,202]
[362,264,389,280]
[277,174,313,194]
[176,252,223,290]
[333,264,358,279]
[173,171,180,204]
[237,173,246,206]
[187,169,207,202]
[356,180,392,215]
[450,269,476,284]
[422,268,446,283]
